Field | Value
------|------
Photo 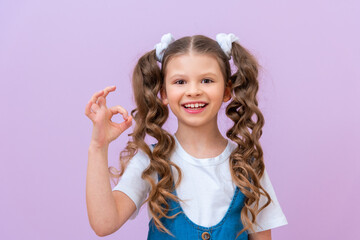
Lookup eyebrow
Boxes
[169,72,218,80]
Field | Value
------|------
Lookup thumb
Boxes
[114,115,133,133]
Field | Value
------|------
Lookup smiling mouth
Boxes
[182,103,208,110]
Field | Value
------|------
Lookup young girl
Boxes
[85,33,288,240]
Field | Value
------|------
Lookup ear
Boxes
[160,88,169,105]
[223,80,232,102]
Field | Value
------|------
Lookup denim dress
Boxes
[147,170,249,240]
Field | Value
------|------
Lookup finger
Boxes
[103,85,116,98]
[90,90,105,105]
[112,115,133,133]
[85,100,96,119]
[109,105,129,120]
[91,102,100,113]
[98,96,106,108]
[97,86,116,108]
[109,105,128,120]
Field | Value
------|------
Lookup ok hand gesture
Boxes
[85,86,132,148]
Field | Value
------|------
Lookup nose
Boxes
[185,82,202,97]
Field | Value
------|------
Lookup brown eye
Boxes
[202,78,213,83]
[175,80,185,84]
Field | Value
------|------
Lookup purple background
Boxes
[1,0,359,239]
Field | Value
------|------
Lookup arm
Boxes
[85,86,136,236]
[86,144,136,236]
[248,229,272,240]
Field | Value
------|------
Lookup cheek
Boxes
[209,86,225,98]
[166,89,181,103]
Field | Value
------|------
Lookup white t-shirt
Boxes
[112,135,288,233]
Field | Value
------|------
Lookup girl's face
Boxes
[161,52,231,128]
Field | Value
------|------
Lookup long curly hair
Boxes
[109,34,272,238]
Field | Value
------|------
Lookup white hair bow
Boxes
[154,33,175,62]
[216,33,239,59]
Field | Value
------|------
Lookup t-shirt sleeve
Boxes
[247,168,288,233]
[112,146,152,220]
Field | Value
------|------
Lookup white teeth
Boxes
[184,103,206,109]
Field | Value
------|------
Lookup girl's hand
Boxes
[85,86,133,148]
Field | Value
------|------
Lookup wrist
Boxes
[88,141,109,152]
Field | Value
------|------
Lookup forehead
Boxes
[164,53,222,80]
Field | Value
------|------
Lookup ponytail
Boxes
[226,42,272,237]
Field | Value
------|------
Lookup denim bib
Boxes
[147,171,249,240]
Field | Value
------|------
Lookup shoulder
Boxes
[112,144,155,220]
[227,140,255,164]
[247,167,289,233]
[228,139,237,152]
[259,167,276,194]
[126,144,154,169]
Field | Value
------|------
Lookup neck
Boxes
[174,115,228,158]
